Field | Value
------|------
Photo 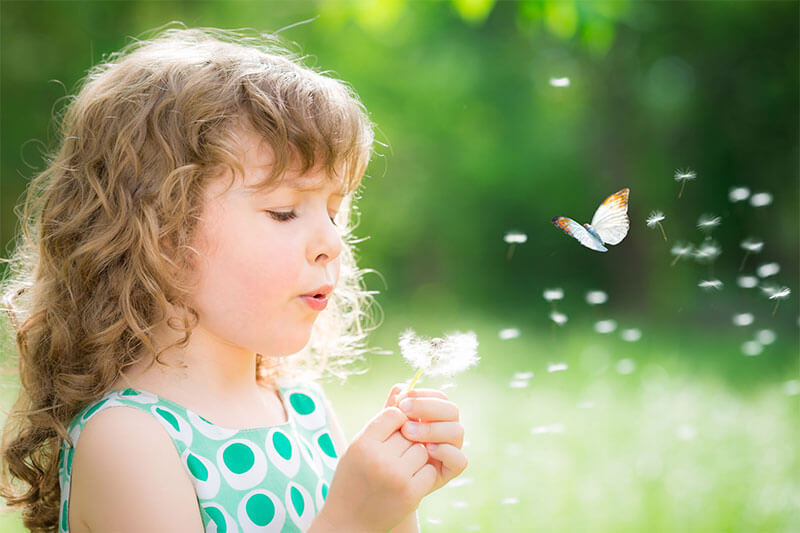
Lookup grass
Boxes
[1,306,798,532]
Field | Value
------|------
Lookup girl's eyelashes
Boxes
[266,210,297,222]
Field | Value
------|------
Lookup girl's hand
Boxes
[316,393,436,533]
[387,384,468,494]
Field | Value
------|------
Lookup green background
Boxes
[1,1,798,531]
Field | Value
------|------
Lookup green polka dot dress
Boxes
[57,382,339,532]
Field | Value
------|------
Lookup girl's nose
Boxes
[310,215,342,266]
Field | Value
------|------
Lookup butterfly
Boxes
[552,188,630,252]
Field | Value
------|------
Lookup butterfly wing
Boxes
[590,188,630,245]
[552,217,608,252]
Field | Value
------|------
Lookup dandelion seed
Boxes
[670,242,693,266]
[398,329,479,391]
[741,340,763,356]
[543,288,564,302]
[550,311,568,326]
[616,359,636,375]
[585,290,608,305]
[739,238,764,271]
[452,501,470,509]
[504,231,527,260]
[763,285,790,316]
[756,262,780,278]
[756,329,776,345]
[513,371,534,380]
[698,279,723,291]
[697,214,721,234]
[646,210,668,241]
[729,186,750,202]
[501,497,520,505]
[737,275,759,289]
[426,518,443,525]
[549,77,570,87]
[783,380,800,396]
[547,362,568,373]
[732,313,754,327]
[498,328,520,340]
[509,380,529,389]
[693,240,721,262]
[621,328,642,342]
[749,192,773,207]
[594,319,617,334]
[674,168,696,199]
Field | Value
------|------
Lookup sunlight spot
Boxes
[621,328,642,342]
[750,191,773,207]
[594,319,617,334]
[498,328,520,340]
[549,76,570,87]
[741,340,763,356]
[737,275,759,288]
[732,313,754,327]
[616,358,637,375]
[676,425,696,441]
[756,329,776,345]
[729,186,750,202]
[783,380,800,396]
[585,290,608,305]
[501,497,520,505]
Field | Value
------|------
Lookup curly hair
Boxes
[0,27,376,531]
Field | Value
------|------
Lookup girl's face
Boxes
[188,128,344,357]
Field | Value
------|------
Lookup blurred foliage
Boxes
[1,2,798,342]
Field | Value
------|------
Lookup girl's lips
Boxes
[300,295,328,311]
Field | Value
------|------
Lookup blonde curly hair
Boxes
[0,27,376,531]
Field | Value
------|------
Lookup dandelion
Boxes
[585,290,608,305]
[549,77,570,87]
[621,328,642,342]
[741,340,763,356]
[549,311,568,325]
[498,328,520,340]
[547,362,568,373]
[732,313,754,327]
[762,285,790,316]
[594,319,617,334]
[504,231,527,260]
[646,210,668,241]
[737,275,758,289]
[670,242,693,266]
[756,262,780,278]
[739,238,764,271]
[749,192,773,207]
[756,329,776,345]
[543,288,564,302]
[398,329,479,391]
[729,186,750,202]
[674,168,696,199]
[698,279,723,291]
[696,214,721,234]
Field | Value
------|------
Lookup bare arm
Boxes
[69,406,204,532]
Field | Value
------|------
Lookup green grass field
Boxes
[1,308,798,532]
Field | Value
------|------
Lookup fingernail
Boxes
[405,422,419,436]
[399,399,413,413]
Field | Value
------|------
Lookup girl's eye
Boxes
[267,210,297,222]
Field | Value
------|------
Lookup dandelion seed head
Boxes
[504,231,528,244]
[697,214,721,231]
[549,77,570,87]
[646,210,666,227]
[550,311,568,325]
[674,169,696,181]
[729,186,750,202]
[594,319,617,334]
[498,328,520,340]
[740,238,764,253]
[737,275,759,289]
[670,242,693,257]
[616,358,637,375]
[547,362,568,373]
[750,192,773,207]
[756,329,776,345]
[543,288,564,301]
[756,262,780,278]
[621,328,642,342]
[398,329,479,378]
[585,290,608,305]
[741,340,763,356]
[698,279,723,291]
[732,313,754,327]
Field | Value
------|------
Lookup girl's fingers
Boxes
[401,420,464,448]
[398,397,459,422]
[384,383,405,408]
[398,388,448,401]
[426,443,468,483]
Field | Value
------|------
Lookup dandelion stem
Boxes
[658,222,668,242]
[678,180,686,199]
[739,251,750,272]
[670,254,680,267]
[772,301,780,317]
[406,367,425,392]
[507,243,516,261]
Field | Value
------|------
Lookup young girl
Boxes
[0,27,467,532]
